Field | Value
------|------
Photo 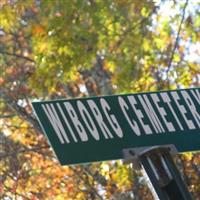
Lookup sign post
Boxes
[123,145,193,200]
[32,88,199,199]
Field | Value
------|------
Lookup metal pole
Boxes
[123,145,193,200]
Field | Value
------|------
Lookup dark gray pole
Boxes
[123,145,193,200]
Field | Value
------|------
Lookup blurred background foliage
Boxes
[0,0,200,199]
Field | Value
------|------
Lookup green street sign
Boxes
[32,88,200,165]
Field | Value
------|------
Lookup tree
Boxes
[0,0,200,199]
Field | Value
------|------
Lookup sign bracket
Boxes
[123,145,193,200]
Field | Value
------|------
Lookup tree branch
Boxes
[1,88,42,134]
[0,145,49,159]
[3,185,32,200]
[0,114,16,118]
[83,165,107,187]
[111,6,158,52]
[166,0,189,76]
[69,166,104,200]
[0,51,35,63]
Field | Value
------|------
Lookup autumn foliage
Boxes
[0,0,200,199]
